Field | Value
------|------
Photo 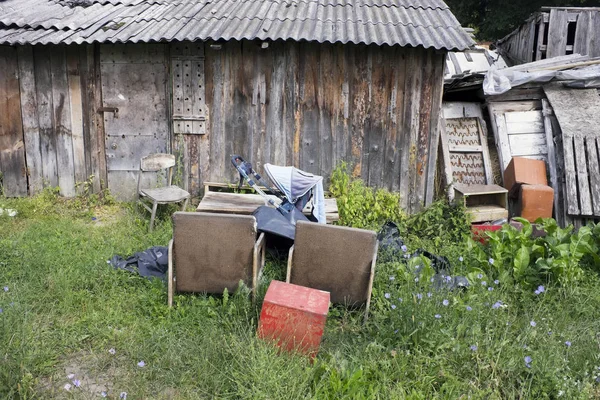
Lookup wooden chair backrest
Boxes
[140,153,176,172]
[290,221,377,305]
[172,212,257,294]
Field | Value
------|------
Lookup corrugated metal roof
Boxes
[0,0,474,50]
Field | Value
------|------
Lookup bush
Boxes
[329,162,405,230]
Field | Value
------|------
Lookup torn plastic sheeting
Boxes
[109,246,168,280]
[484,64,600,95]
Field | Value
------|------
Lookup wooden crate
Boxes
[454,183,508,223]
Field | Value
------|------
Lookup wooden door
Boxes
[100,44,169,200]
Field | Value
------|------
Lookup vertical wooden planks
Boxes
[547,9,569,58]
[318,43,334,183]
[206,42,225,182]
[267,42,286,166]
[366,45,388,188]
[50,45,76,197]
[34,46,59,188]
[574,11,590,55]
[586,136,600,216]
[284,43,298,167]
[388,47,406,193]
[425,52,445,206]
[298,42,320,174]
[573,136,593,215]
[66,46,86,190]
[402,48,423,213]
[536,18,547,61]
[541,99,562,223]
[17,45,43,195]
[589,11,600,58]
[0,46,27,196]
[562,135,580,215]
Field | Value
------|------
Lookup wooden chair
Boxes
[137,153,190,232]
[286,221,378,322]
[167,212,265,307]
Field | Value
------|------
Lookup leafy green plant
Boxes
[329,162,405,230]
[466,218,599,288]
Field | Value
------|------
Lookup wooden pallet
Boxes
[197,182,339,223]
[544,86,600,218]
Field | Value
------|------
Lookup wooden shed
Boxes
[496,7,600,66]
[0,0,473,213]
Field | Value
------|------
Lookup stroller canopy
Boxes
[263,164,322,204]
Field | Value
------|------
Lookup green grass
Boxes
[1,192,600,399]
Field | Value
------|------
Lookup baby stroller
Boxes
[231,155,325,241]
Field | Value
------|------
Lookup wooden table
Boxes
[197,191,339,224]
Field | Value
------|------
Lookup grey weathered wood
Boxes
[387,47,406,193]
[66,47,86,191]
[403,49,423,213]
[50,46,76,197]
[0,46,27,197]
[574,11,591,55]
[535,20,547,61]
[508,134,548,156]
[425,52,444,206]
[562,135,580,215]
[504,111,545,134]
[478,118,494,185]
[17,46,43,195]
[88,44,107,193]
[574,136,593,215]
[492,113,513,173]
[34,46,59,188]
[586,136,600,216]
[439,118,455,201]
[541,99,562,223]
[547,9,570,58]
[140,153,176,171]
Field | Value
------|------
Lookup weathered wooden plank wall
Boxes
[0,44,105,197]
[198,40,444,213]
[499,9,600,66]
[1,40,445,214]
[0,46,27,196]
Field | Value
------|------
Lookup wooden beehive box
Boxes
[453,183,508,223]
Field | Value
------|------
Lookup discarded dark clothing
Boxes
[109,246,168,280]
[377,221,406,262]
[377,222,469,290]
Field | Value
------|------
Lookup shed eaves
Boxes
[0,0,474,50]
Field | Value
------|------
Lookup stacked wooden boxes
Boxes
[504,157,554,221]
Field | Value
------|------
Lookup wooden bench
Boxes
[197,182,339,224]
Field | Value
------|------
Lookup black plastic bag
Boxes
[109,246,168,280]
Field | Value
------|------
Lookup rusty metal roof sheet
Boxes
[0,0,474,50]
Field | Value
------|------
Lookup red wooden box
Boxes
[257,280,330,358]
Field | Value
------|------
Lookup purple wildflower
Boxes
[415,277,419,282]
[494,280,500,285]
[401,245,408,253]
[470,345,478,351]
[565,341,572,347]
[389,276,395,281]
[384,293,391,299]
[64,383,72,391]
[534,285,545,295]
[427,292,432,298]
[404,254,410,259]
[3,286,8,292]
[101,392,108,398]
[524,356,532,365]
[489,258,495,265]
[430,277,434,283]
[398,298,402,302]
[73,379,81,388]
[548,331,553,335]
[481,281,487,286]
[416,293,423,300]
[530,320,536,327]
[434,314,441,319]
[109,348,116,355]
[488,287,494,291]
[120,392,127,399]
[0,308,3,314]
[445,276,452,283]
[137,361,145,367]
[442,299,449,306]
[459,256,464,262]
[492,301,503,309]
[477,274,483,279]
[466,306,472,311]
[391,304,397,310]
[67,374,75,380]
